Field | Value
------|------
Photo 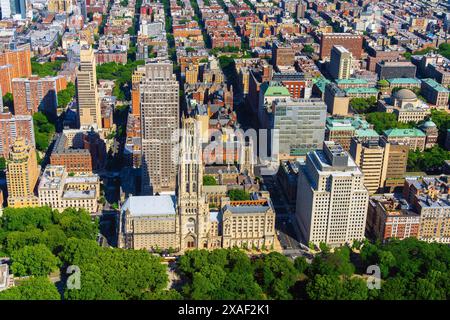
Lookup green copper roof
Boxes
[335,78,369,85]
[344,87,379,95]
[264,85,290,97]
[383,128,426,137]
[387,78,421,84]
[314,78,331,93]
[355,128,380,138]
[421,78,450,93]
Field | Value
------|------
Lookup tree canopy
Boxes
[31,58,64,77]
[0,277,60,300]
[59,238,169,300]
[349,96,377,114]
[227,189,251,201]
[407,145,450,174]
[202,175,217,186]
[33,112,55,151]
[57,82,76,108]
[365,112,415,134]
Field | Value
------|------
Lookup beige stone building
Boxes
[378,89,430,123]
[329,45,352,80]
[119,195,179,250]
[38,165,100,214]
[77,45,102,130]
[350,137,409,194]
[324,83,349,116]
[6,138,39,208]
[296,141,369,247]
[403,176,450,244]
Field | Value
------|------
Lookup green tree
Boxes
[1,206,53,232]
[31,58,64,77]
[306,274,342,300]
[407,145,450,173]
[2,93,13,111]
[0,277,60,300]
[63,244,168,300]
[227,189,251,201]
[203,175,217,186]
[379,276,408,300]
[54,208,98,240]
[302,45,314,54]
[10,244,60,276]
[294,256,309,274]
[349,96,377,114]
[254,252,298,300]
[339,277,369,300]
[33,112,55,151]
[365,112,414,134]
[0,156,6,171]
[57,82,76,108]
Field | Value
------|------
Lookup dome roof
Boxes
[393,89,417,100]
[420,119,437,129]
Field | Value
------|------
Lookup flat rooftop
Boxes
[122,195,177,217]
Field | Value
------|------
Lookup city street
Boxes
[262,174,311,260]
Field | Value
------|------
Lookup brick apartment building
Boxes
[12,76,67,116]
[0,112,35,158]
[319,33,363,60]
[0,48,32,94]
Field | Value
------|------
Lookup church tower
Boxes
[178,118,210,250]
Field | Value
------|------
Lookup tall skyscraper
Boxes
[6,137,39,208]
[0,0,11,19]
[329,45,352,80]
[77,45,101,130]
[296,141,369,247]
[139,61,179,195]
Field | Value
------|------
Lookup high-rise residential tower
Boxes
[0,112,35,158]
[139,61,179,195]
[349,137,409,194]
[296,141,369,247]
[6,137,39,208]
[329,45,352,80]
[77,45,101,130]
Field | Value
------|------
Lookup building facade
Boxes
[0,112,34,158]
[77,45,102,130]
[12,76,66,116]
[350,137,409,194]
[6,138,39,208]
[119,118,275,252]
[296,141,369,247]
[38,165,100,214]
[319,33,363,60]
[329,45,352,80]
[265,97,326,158]
[139,61,179,195]
[367,194,420,241]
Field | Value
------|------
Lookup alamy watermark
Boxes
[169,120,281,175]
[366,265,381,290]
[66,265,81,290]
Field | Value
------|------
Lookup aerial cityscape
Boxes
[0,0,450,303]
